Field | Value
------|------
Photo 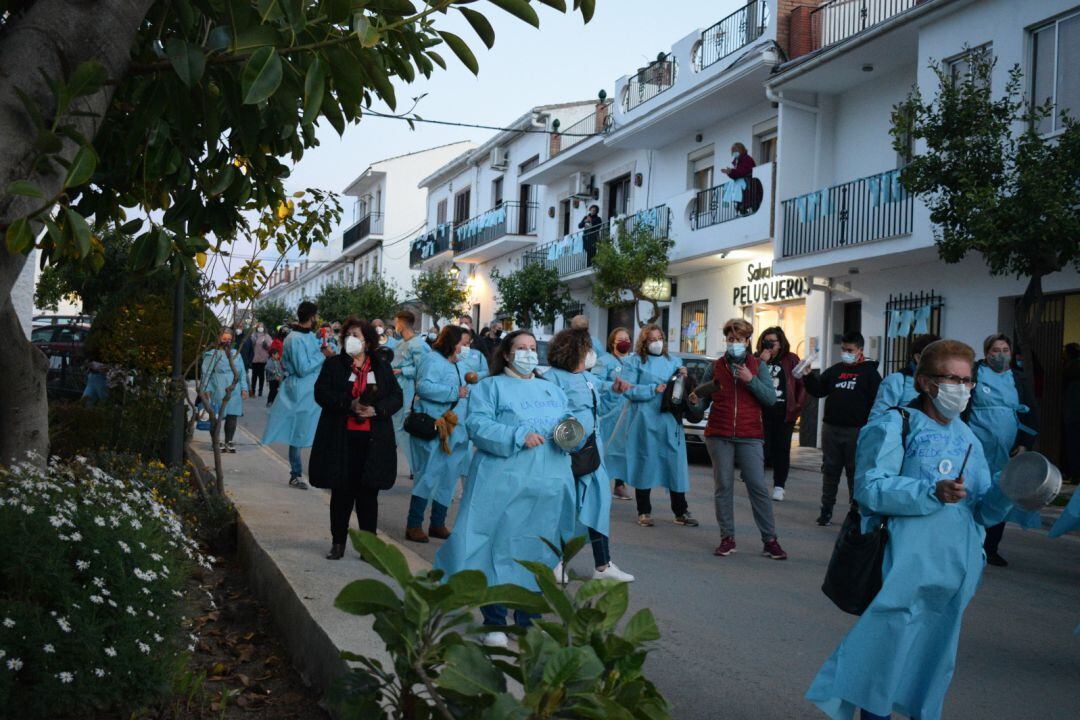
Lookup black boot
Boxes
[326,543,346,560]
[816,507,833,526]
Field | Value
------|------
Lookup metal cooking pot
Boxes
[552,416,586,452]
[999,451,1062,512]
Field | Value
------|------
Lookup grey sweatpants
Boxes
[705,436,777,542]
[821,422,860,511]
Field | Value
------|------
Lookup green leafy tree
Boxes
[491,262,575,329]
[0,0,597,464]
[353,275,401,323]
[255,297,291,332]
[412,266,468,329]
[316,283,362,325]
[590,221,675,327]
[891,52,1080,376]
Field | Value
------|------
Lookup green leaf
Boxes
[64,208,92,257]
[427,50,447,70]
[458,7,495,49]
[622,608,661,644]
[208,165,235,196]
[436,644,505,696]
[437,30,478,75]
[536,0,567,10]
[6,180,44,198]
[488,0,540,27]
[165,38,206,86]
[64,145,97,189]
[481,582,549,614]
[349,530,413,586]
[303,58,326,126]
[154,227,173,266]
[596,581,629,631]
[541,645,604,687]
[480,694,531,720]
[575,0,596,23]
[206,26,231,52]
[517,561,574,621]
[241,47,284,104]
[334,579,402,615]
[119,218,144,235]
[5,217,35,254]
[66,61,107,100]
[230,25,280,52]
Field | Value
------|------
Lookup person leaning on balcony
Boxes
[754,326,806,503]
[578,204,604,247]
[720,142,757,215]
[690,319,788,561]
[604,324,699,528]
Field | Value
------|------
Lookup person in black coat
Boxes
[309,316,403,560]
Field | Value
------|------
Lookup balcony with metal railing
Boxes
[621,53,679,113]
[409,223,454,269]
[524,205,670,284]
[452,201,539,263]
[550,100,614,158]
[780,167,913,258]
[809,0,919,50]
[342,212,384,253]
[693,1,771,71]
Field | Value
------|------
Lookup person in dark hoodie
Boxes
[799,331,882,526]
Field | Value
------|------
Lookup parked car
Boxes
[33,314,93,327]
[31,324,91,400]
[31,323,90,359]
[673,351,715,462]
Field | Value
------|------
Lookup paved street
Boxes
[234,397,1080,719]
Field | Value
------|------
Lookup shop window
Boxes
[1031,11,1080,136]
[680,300,708,354]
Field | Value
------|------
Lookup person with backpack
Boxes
[966,333,1039,567]
[799,331,883,526]
[806,339,1013,720]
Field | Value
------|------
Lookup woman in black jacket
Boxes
[310,316,403,560]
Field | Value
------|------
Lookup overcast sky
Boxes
[216,1,743,282]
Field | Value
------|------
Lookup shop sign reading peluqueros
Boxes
[732,262,811,306]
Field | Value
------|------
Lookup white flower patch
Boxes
[94,667,105,678]
[136,641,150,655]
[7,658,24,671]
[57,671,74,683]
[117,540,131,554]
[43,644,55,654]
[93,516,106,527]
[56,617,71,633]
[2,618,14,628]
[104,646,117,657]
[75,560,90,571]
[125,606,136,617]
[92,577,105,588]
[153,633,163,643]
[89,595,104,605]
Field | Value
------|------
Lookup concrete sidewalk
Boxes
[189,428,431,703]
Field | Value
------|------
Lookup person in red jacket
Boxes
[720,142,757,215]
[690,318,788,560]
[755,327,806,502]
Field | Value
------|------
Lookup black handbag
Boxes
[820,407,910,615]
[569,382,601,478]
[403,365,459,441]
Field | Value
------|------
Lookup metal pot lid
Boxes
[552,416,586,452]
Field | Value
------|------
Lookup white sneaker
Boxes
[772,486,786,502]
[482,631,509,649]
[592,562,635,583]
[553,561,569,584]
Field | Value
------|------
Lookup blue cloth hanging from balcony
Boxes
[572,233,584,255]
[820,190,832,217]
[806,191,819,218]
[913,304,931,335]
[722,178,747,204]
[796,195,808,223]
[868,175,881,207]
[890,170,903,202]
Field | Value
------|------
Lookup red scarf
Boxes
[347,357,372,432]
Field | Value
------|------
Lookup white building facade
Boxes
[261,141,474,311]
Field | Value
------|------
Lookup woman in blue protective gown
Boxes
[604,323,698,528]
[452,326,490,482]
[966,333,1039,567]
[201,327,249,453]
[595,326,634,501]
[870,333,939,419]
[390,309,431,475]
[405,325,470,543]
[262,301,331,488]
[543,328,635,583]
[806,339,1013,720]
[434,330,576,649]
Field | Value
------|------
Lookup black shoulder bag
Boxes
[403,365,459,441]
[821,406,910,615]
[569,380,602,478]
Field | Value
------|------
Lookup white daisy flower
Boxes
[104,647,117,657]
[57,671,74,683]
[2,618,14,628]
[75,560,90,571]
[7,658,24,671]
[43,644,55,654]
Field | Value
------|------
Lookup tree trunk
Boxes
[1013,273,1045,424]
[0,0,156,465]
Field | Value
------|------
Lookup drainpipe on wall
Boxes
[810,277,833,449]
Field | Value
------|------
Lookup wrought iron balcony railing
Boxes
[409,223,453,268]
[453,201,538,255]
[342,212,384,251]
[551,101,614,157]
[810,0,918,50]
[695,0,771,70]
[622,54,678,112]
[780,167,913,257]
[524,205,670,278]
[691,178,763,230]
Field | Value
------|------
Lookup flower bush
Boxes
[0,456,212,718]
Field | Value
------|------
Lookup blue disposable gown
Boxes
[391,334,432,460]
[453,348,490,478]
[870,368,916,419]
[603,353,688,492]
[201,348,249,417]
[409,352,469,508]
[968,363,1040,528]
[433,374,575,591]
[1049,486,1080,538]
[806,407,1012,720]
[544,368,613,537]
[261,330,324,447]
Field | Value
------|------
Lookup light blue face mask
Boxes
[727,342,746,360]
[512,349,539,376]
[458,347,471,361]
[841,352,858,364]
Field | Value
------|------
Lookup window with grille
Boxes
[680,300,708,354]
[883,291,943,375]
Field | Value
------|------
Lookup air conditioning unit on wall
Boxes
[489,147,509,169]
[569,171,592,199]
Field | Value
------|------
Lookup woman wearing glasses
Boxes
[806,339,1013,720]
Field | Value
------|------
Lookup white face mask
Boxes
[731,153,740,162]
[427,332,437,341]
[256,326,264,334]
[647,340,664,356]
[584,349,597,370]
[931,382,970,420]
[511,349,539,376]
[458,347,471,360]
[345,335,364,357]
[375,326,384,336]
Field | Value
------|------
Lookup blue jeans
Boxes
[481,604,539,628]
[288,446,303,478]
[861,710,892,720]
[588,527,610,567]
[407,494,448,529]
